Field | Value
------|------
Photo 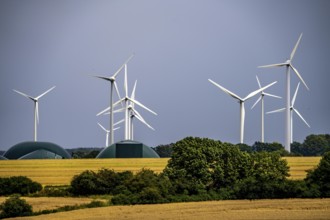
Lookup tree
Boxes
[163,137,251,194]
[305,152,330,197]
[303,134,328,156]
[0,195,32,218]
[152,144,173,157]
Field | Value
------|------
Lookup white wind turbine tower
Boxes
[97,122,121,147]
[98,71,157,140]
[94,54,134,145]
[208,79,276,144]
[258,33,309,152]
[13,86,56,142]
[267,82,310,143]
[251,75,281,143]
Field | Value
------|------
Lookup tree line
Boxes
[153,134,330,157]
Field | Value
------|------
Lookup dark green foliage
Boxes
[302,134,329,156]
[305,152,330,197]
[0,176,42,196]
[152,144,173,157]
[252,141,288,155]
[236,143,253,153]
[0,195,32,219]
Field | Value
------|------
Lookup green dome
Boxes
[97,140,159,158]
[4,141,71,159]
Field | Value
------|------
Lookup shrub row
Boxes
[0,176,42,196]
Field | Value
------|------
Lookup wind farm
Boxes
[1,1,330,219]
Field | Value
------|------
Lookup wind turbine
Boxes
[103,80,155,140]
[94,54,134,145]
[97,71,157,140]
[13,86,56,142]
[97,122,121,147]
[258,33,309,152]
[208,79,276,144]
[251,75,281,142]
[267,82,310,143]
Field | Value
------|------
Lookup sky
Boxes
[0,0,329,151]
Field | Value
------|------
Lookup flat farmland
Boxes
[8,198,330,220]
[0,158,169,185]
[0,157,321,185]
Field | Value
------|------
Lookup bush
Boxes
[0,195,33,219]
[0,176,42,196]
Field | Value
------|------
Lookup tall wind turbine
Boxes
[13,86,56,141]
[94,54,134,145]
[267,82,310,143]
[258,33,309,152]
[251,76,281,142]
[208,79,276,144]
[97,122,120,147]
[98,71,157,140]
[103,80,155,140]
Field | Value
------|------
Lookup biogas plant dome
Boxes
[4,141,71,159]
[97,140,159,158]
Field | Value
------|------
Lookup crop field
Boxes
[0,157,321,186]
[0,197,101,212]
[7,198,330,220]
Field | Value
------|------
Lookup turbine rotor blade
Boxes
[258,62,288,68]
[112,54,135,78]
[114,119,125,126]
[94,75,111,81]
[124,68,128,97]
[290,33,303,61]
[292,82,300,106]
[256,75,261,88]
[251,96,262,109]
[208,79,242,101]
[36,86,56,99]
[290,64,309,90]
[114,81,122,102]
[13,89,35,101]
[127,97,157,115]
[131,80,137,100]
[293,108,310,128]
[266,108,286,114]
[244,81,277,101]
[263,92,282,99]
[98,122,108,132]
[134,109,155,130]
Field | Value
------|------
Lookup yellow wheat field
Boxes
[0,157,321,185]
[7,198,330,220]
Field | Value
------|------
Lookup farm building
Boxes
[4,141,71,159]
[96,140,160,158]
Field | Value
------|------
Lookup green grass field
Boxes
[0,157,320,185]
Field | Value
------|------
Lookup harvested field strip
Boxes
[0,197,102,212]
[10,198,330,220]
[283,157,321,179]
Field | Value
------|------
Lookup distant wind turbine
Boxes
[97,122,120,147]
[258,33,309,152]
[94,54,134,145]
[251,75,281,143]
[208,79,276,144]
[13,86,56,141]
[267,82,310,143]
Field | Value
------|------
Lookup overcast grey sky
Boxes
[0,0,329,151]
